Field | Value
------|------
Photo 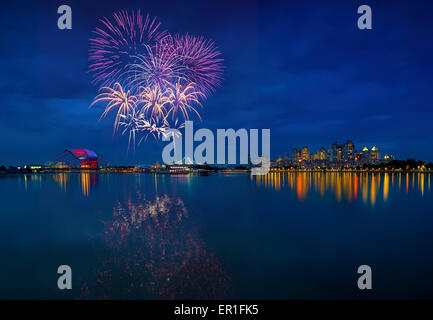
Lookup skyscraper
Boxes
[370,146,380,163]
[300,146,311,161]
[343,140,355,161]
[331,142,342,162]
[318,147,328,160]
[292,148,300,163]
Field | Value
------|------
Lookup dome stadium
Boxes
[47,149,107,168]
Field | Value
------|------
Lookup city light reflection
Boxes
[53,173,69,192]
[80,172,90,196]
[252,172,432,206]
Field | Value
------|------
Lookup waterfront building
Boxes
[318,147,328,160]
[284,154,291,166]
[343,140,355,161]
[331,140,354,162]
[331,142,342,162]
[383,154,395,163]
[300,146,311,161]
[287,141,386,168]
[46,148,106,169]
[383,154,390,163]
[370,146,380,163]
[313,147,327,161]
[23,165,45,173]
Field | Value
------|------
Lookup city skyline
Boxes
[288,140,384,162]
[1,137,427,170]
[0,136,428,168]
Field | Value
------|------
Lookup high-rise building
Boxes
[318,147,328,160]
[289,141,384,167]
[331,140,354,162]
[343,140,355,161]
[357,146,381,164]
[284,154,290,166]
[292,148,300,163]
[356,147,369,164]
[370,146,380,163]
[300,146,311,161]
[331,142,342,162]
[313,147,328,161]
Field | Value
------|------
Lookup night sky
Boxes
[1,0,433,166]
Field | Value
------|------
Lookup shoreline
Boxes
[1,169,432,176]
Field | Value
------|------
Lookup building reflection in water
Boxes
[80,192,230,299]
[51,172,99,196]
[79,172,99,196]
[20,174,42,192]
[52,173,69,192]
[253,172,431,206]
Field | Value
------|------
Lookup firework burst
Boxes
[137,85,170,120]
[89,10,167,86]
[170,34,224,97]
[124,44,183,91]
[89,10,224,150]
[119,112,168,150]
[136,114,169,141]
[167,82,204,121]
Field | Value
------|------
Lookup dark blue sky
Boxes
[1,0,433,165]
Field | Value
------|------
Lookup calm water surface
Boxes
[1,172,433,299]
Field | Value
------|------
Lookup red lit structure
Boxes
[47,149,105,168]
[70,149,99,168]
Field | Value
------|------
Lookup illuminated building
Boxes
[370,146,380,163]
[331,140,354,163]
[300,146,311,161]
[47,149,106,169]
[292,148,300,164]
[287,141,387,168]
[331,142,342,162]
[343,140,355,161]
[313,147,328,161]
[168,165,193,173]
[24,165,45,173]
[318,147,328,160]
[383,154,395,163]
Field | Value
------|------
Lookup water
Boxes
[1,172,433,299]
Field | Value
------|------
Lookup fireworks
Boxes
[167,82,204,121]
[89,10,224,150]
[89,10,167,87]
[138,85,170,120]
[91,83,138,132]
[125,45,183,91]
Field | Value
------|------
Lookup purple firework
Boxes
[89,10,167,87]
[124,43,183,91]
[169,34,224,97]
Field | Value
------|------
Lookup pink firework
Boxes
[89,10,167,86]
[124,43,183,91]
[170,34,224,97]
